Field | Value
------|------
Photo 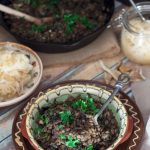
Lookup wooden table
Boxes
[0,2,140,150]
[0,57,129,150]
[0,48,129,149]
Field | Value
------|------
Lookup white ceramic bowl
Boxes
[0,42,43,107]
[24,83,132,150]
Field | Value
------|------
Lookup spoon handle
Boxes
[0,4,41,24]
[94,73,130,122]
[0,4,52,25]
[129,0,145,21]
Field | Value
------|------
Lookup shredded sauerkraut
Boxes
[0,44,33,101]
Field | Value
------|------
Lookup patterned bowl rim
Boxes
[0,42,43,107]
[25,84,129,150]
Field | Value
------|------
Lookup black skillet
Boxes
[0,0,114,53]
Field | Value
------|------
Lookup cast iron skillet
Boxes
[0,0,114,53]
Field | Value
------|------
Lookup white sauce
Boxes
[121,18,150,64]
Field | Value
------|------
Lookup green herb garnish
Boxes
[37,113,49,125]
[72,99,88,112]
[57,124,64,129]
[65,135,80,148]
[58,134,80,148]
[64,13,79,34]
[59,110,74,124]
[30,24,47,33]
[80,16,95,29]
[72,96,98,114]
[86,97,99,114]
[64,13,95,34]
[59,133,66,140]
[84,145,94,150]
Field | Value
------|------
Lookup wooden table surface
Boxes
[0,56,129,150]
[0,2,137,150]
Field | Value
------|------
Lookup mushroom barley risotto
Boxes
[33,95,119,150]
[4,0,107,43]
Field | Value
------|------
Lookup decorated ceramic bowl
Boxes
[22,83,133,150]
[0,42,43,107]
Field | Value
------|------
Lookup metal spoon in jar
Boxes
[129,0,145,21]
[94,73,130,125]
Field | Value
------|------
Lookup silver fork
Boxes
[94,73,130,125]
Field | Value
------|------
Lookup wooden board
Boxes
[12,81,144,150]
[0,26,120,67]
[37,29,120,66]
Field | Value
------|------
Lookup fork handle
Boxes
[94,84,122,120]
[94,73,130,122]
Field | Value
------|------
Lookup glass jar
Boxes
[121,2,150,64]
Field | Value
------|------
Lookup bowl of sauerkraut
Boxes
[0,42,43,107]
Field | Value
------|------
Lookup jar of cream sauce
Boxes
[121,2,150,64]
